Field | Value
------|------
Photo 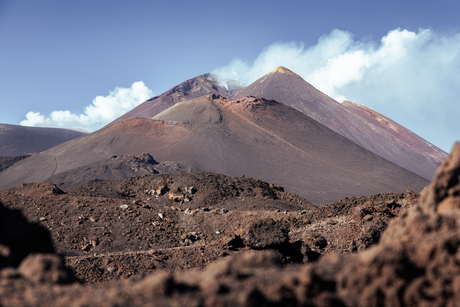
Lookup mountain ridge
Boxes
[234,66,447,179]
[0,94,429,205]
[106,73,242,127]
[0,123,87,156]
[105,66,446,179]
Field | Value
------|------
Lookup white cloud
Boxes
[21,81,154,131]
[212,28,460,152]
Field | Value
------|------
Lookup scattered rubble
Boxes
[0,143,459,306]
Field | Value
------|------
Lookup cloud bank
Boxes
[213,28,460,152]
[21,81,153,132]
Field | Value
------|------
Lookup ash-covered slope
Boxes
[0,123,87,156]
[340,100,447,178]
[0,94,429,204]
[107,73,243,127]
[44,152,195,191]
[0,155,30,172]
[235,66,447,180]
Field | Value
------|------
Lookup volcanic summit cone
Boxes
[107,73,243,126]
[0,94,429,204]
[235,66,447,180]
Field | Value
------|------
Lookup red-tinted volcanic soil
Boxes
[0,172,417,287]
[1,172,317,283]
[341,100,447,179]
[0,143,459,306]
[0,95,429,204]
[235,66,447,180]
[0,123,87,156]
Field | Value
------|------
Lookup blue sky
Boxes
[1,0,459,152]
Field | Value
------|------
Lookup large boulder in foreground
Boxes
[0,201,55,268]
[0,201,75,286]
[1,143,460,306]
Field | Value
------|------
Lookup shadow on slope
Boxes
[45,152,195,191]
[0,123,86,156]
[236,66,447,180]
[0,95,429,205]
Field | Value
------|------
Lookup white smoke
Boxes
[21,81,154,131]
[212,28,460,152]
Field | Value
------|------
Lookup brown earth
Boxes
[0,95,429,205]
[0,172,316,284]
[0,142,459,306]
[1,171,416,287]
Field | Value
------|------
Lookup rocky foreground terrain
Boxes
[0,143,459,306]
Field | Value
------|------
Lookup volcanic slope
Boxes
[235,66,447,180]
[107,73,243,126]
[0,123,87,156]
[44,152,196,191]
[0,94,429,204]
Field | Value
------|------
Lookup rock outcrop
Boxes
[0,143,459,306]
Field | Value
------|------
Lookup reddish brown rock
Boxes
[1,143,460,306]
[18,254,75,284]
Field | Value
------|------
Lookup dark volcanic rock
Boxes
[0,173,317,269]
[0,172,414,288]
[243,219,288,248]
[0,202,76,297]
[0,155,30,172]
[0,201,55,269]
[45,152,194,191]
[1,144,459,306]
[0,95,430,205]
[18,254,75,285]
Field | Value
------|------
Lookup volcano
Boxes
[235,66,447,180]
[106,66,446,180]
[106,73,243,127]
[0,94,429,204]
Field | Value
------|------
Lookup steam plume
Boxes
[212,28,460,152]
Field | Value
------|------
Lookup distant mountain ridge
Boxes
[0,94,429,205]
[0,123,87,156]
